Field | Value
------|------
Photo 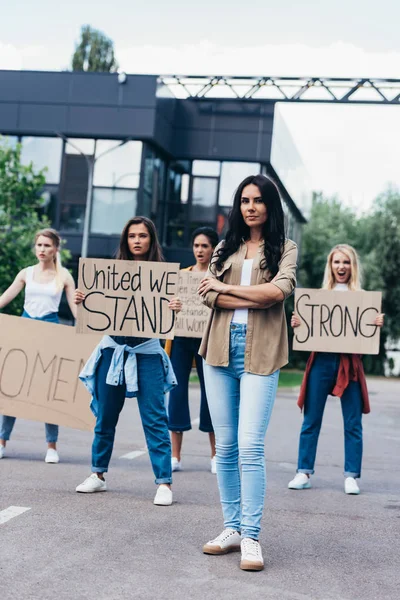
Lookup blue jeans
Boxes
[0,310,59,444]
[92,348,172,485]
[168,337,213,433]
[203,323,279,540]
[297,353,363,478]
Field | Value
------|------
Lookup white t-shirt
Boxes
[23,266,63,318]
[232,259,254,325]
[334,283,349,292]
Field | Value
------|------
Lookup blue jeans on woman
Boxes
[92,348,172,484]
[168,337,213,433]
[297,352,363,478]
[203,323,279,540]
[0,310,59,443]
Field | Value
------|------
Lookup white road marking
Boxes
[0,506,31,525]
[119,449,147,460]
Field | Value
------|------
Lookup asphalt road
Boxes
[1,378,399,600]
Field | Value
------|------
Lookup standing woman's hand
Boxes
[168,297,182,313]
[74,289,86,305]
[374,313,385,327]
[291,313,301,328]
[198,277,229,296]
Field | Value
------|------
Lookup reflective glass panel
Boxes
[191,177,218,223]
[94,140,142,188]
[20,136,63,184]
[59,204,86,233]
[91,188,138,235]
[192,160,221,177]
[218,162,261,207]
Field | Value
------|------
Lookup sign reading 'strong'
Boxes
[76,259,180,339]
[293,289,382,355]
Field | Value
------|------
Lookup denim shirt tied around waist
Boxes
[79,336,177,416]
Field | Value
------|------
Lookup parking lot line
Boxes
[0,506,31,525]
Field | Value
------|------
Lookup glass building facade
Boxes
[4,133,306,257]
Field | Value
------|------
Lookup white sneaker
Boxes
[211,456,217,474]
[171,457,182,472]
[76,473,107,493]
[240,538,264,571]
[0,445,5,459]
[344,477,360,495]
[288,473,311,490]
[203,528,241,555]
[153,485,173,506]
[45,448,59,464]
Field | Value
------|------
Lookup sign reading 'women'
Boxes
[76,259,180,339]
[293,289,382,354]
[0,315,96,430]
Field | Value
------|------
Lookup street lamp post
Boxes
[55,134,130,258]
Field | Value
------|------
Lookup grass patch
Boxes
[189,369,303,388]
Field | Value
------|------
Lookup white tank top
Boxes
[23,266,63,318]
[232,259,254,325]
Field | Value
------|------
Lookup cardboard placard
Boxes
[173,271,210,338]
[77,259,180,339]
[0,314,97,431]
[293,289,382,355]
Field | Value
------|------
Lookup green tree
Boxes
[0,139,50,315]
[72,25,119,72]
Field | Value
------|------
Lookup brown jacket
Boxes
[199,239,298,375]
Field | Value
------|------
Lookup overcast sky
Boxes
[1,0,400,211]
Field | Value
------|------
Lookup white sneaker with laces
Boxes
[45,448,59,463]
[211,456,217,474]
[288,473,311,490]
[203,528,241,555]
[171,457,182,472]
[76,473,107,493]
[344,477,360,495]
[153,485,173,506]
[240,538,264,571]
[0,445,5,459]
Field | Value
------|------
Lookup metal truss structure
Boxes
[158,75,400,104]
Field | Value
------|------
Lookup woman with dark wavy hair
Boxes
[198,174,297,571]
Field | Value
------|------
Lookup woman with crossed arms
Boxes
[198,174,297,571]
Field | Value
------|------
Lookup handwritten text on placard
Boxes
[293,289,382,355]
[173,271,210,338]
[0,315,96,430]
[77,259,180,339]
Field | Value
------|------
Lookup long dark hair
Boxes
[212,175,285,276]
[116,217,164,262]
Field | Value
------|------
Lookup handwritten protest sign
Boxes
[77,259,180,339]
[173,271,210,338]
[0,315,97,430]
[293,289,382,354]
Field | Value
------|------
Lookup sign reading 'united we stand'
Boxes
[76,259,180,339]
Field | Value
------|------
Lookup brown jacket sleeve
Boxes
[270,240,298,300]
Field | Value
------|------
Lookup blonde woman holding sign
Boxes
[75,217,182,506]
[289,244,384,495]
[0,228,77,463]
[167,227,219,474]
